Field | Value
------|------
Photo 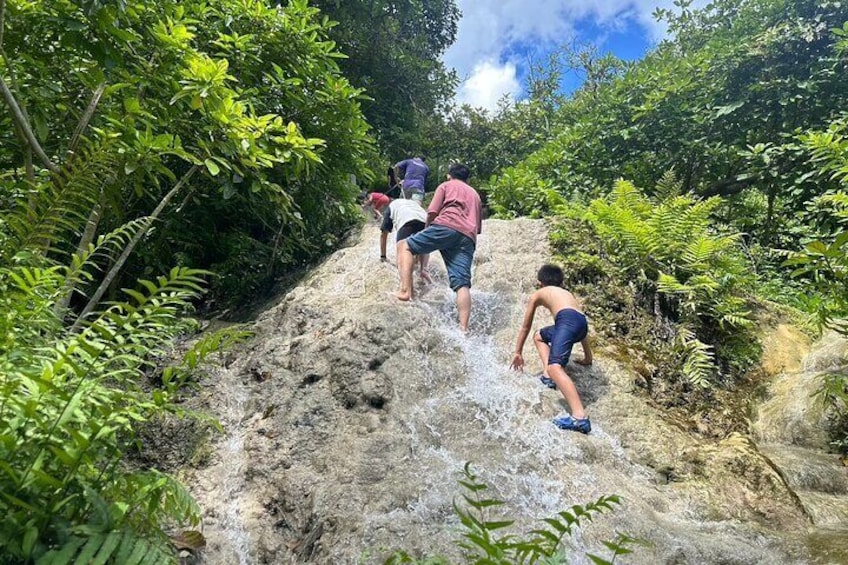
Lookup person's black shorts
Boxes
[397,220,426,242]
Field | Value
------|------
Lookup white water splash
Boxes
[215,378,251,564]
[361,289,631,559]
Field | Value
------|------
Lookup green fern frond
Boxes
[677,328,715,388]
[65,268,209,379]
[161,325,252,388]
[182,326,252,371]
[817,190,848,223]
[35,529,177,565]
[657,272,688,293]
[83,267,208,333]
[653,169,683,202]
[60,217,153,300]
[2,266,66,342]
[122,470,201,529]
[6,143,117,255]
[681,236,723,268]
[609,179,650,215]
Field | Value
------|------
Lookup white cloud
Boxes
[444,0,691,107]
[444,0,579,79]
[455,59,521,112]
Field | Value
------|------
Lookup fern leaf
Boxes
[6,143,117,255]
[90,531,122,565]
[35,537,85,565]
[59,217,153,302]
[653,169,683,202]
[677,328,715,388]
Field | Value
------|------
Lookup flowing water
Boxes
[188,365,252,564]
[186,219,847,564]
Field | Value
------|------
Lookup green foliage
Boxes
[785,226,848,333]
[584,179,754,387]
[787,115,848,332]
[487,0,848,251]
[160,324,253,389]
[785,114,848,454]
[675,328,716,390]
[0,141,237,564]
[311,0,460,160]
[815,372,848,456]
[486,166,571,220]
[1,0,374,308]
[0,260,204,562]
[386,463,636,565]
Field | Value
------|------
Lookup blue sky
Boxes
[442,0,677,111]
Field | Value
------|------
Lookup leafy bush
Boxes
[0,259,207,563]
[487,0,848,250]
[785,113,848,455]
[1,0,374,309]
[0,146,242,563]
[386,463,639,565]
[584,179,755,388]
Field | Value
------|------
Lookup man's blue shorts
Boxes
[539,308,588,366]
[405,224,475,291]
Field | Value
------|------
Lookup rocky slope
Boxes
[184,219,847,564]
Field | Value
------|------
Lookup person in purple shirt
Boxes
[394,163,483,331]
[394,156,430,202]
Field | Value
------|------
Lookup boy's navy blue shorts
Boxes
[539,308,588,366]
[405,224,475,290]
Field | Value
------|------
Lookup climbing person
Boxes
[379,194,432,282]
[362,191,390,220]
[394,163,482,332]
[509,264,594,434]
[393,156,429,202]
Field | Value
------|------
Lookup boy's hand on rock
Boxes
[575,357,593,366]
[509,353,524,371]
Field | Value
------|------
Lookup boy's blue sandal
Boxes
[552,415,591,434]
[538,375,557,389]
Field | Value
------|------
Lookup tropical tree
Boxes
[1,0,373,309]
[311,0,460,160]
[488,0,848,249]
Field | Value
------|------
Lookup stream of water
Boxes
[358,288,652,563]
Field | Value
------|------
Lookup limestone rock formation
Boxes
[185,219,845,564]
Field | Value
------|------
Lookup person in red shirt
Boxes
[394,163,482,331]
[362,191,390,220]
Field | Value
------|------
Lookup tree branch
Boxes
[0,74,60,172]
[71,166,199,330]
[0,0,6,50]
[68,82,106,157]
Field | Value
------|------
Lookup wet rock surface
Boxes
[753,329,848,558]
[183,219,845,564]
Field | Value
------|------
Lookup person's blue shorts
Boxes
[539,308,588,366]
[405,224,475,291]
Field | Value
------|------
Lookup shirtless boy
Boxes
[510,264,594,434]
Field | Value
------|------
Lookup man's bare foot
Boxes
[420,270,433,283]
[394,290,411,301]
[575,358,593,366]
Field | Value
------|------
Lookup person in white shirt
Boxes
[378,196,432,282]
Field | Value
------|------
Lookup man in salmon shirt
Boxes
[394,163,482,331]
